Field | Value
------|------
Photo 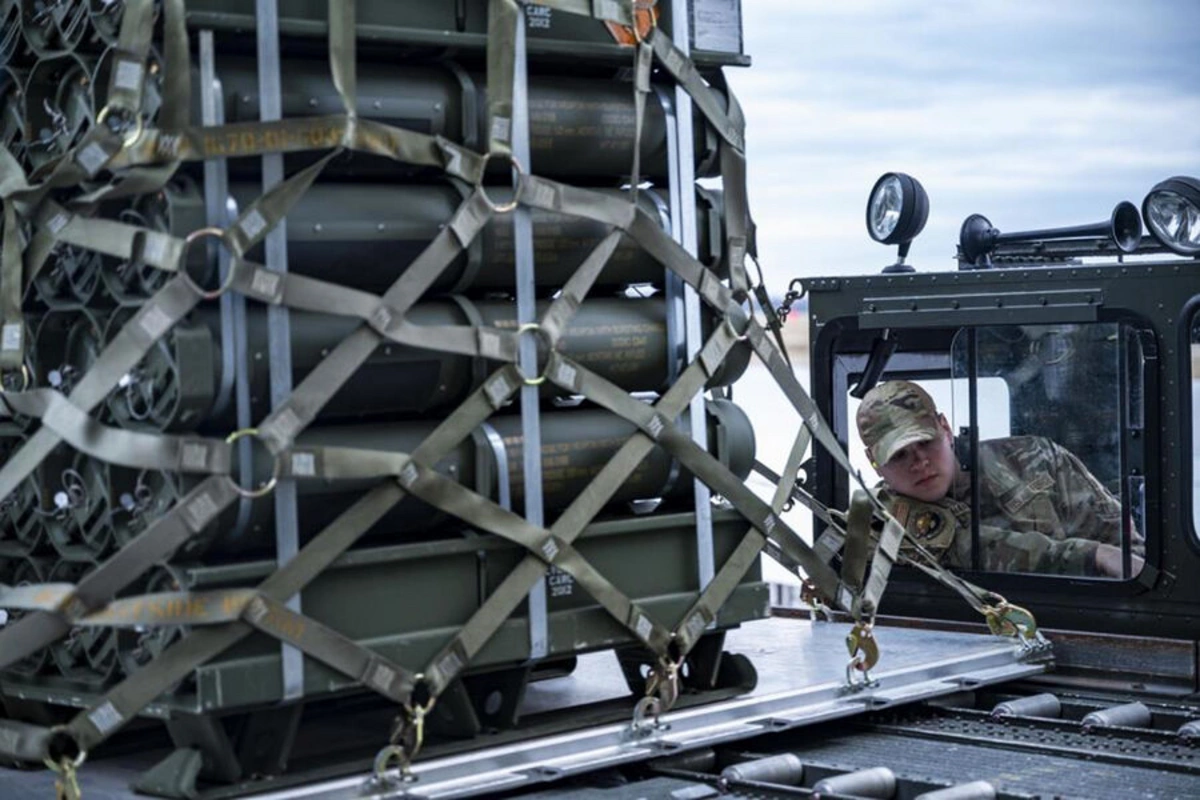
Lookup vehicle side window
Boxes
[848,322,1142,580]
[947,323,1140,579]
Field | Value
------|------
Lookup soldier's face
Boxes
[873,415,958,502]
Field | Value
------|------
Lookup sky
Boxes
[721,0,1200,291]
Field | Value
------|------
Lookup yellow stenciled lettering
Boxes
[187,597,207,618]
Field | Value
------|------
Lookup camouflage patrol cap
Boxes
[856,380,943,467]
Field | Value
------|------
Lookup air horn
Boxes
[958,201,1143,268]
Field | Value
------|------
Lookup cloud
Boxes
[723,0,1200,287]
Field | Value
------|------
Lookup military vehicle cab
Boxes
[804,174,1200,654]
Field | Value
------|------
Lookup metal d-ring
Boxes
[43,724,87,772]
[725,315,751,344]
[95,104,145,148]
[1,363,31,393]
[477,151,524,214]
[179,227,234,300]
[224,428,279,499]
[515,322,551,386]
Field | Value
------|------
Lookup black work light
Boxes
[1142,176,1200,257]
[866,172,929,273]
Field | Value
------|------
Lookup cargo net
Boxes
[0,0,1043,785]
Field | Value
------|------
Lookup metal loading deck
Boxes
[0,616,1047,799]
[260,616,1047,799]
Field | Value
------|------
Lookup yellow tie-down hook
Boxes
[982,594,1050,653]
[845,620,881,691]
[630,655,682,735]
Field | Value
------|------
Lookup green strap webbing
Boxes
[863,512,905,615]
[519,174,638,229]
[647,28,743,152]
[328,0,357,119]
[0,276,203,503]
[0,476,237,672]
[14,176,504,753]
[0,147,31,372]
[0,389,232,475]
[25,200,185,288]
[557,348,843,594]
[539,230,623,343]
[629,40,653,198]
[62,588,416,703]
[0,146,329,500]
[673,428,817,636]
[841,490,874,597]
[59,367,522,753]
[0,154,342,668]
[67,0,188,206]
[486,0,520,156]
[0,192,24,371]
[393,458,674,654]
[255,190,494,455]
[708,72,752,296]
[751,459,845,534]
[109,117,484,187]
[99,0,156,118]
[222,257,518,362]
[773,427,814,512]
[158,0,190,132]
[419,327,724,695]
[742,319,885,514]
[0,719,51,763]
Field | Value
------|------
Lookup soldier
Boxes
[856,380,1145,578]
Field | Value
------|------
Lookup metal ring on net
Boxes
[95,103,144,148]
[0,363,30,393]
[476,152,524,214]
[514,323,550,386]
[725,315,751,344]
[224,428,279,499]
[178,227,235,300]
[43,724,87,771]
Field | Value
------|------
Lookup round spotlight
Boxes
[1142,175,1200,256]
[866,172,929,246]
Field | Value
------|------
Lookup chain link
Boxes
[775,278,806,326]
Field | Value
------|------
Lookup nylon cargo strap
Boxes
[0,163,334,672]
[0,0,160,371]
[526,1,753,295]
[669,419,816,654]
[418,337,721,700]
[71,0,191,206]
[0,585,416,704]
[0,178,499,675]
[2,73,515,754]
[751,462,1000,623]
[487,0,520,156]
[0,0,516,760]
[0,146,331,507]
[401,232,696,694]
[55,367,524,755]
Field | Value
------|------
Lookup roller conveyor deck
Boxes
[2,616,1059,799]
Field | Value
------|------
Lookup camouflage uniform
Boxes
[858,381,1138,576]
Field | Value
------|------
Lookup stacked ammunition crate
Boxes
[0,1,781,794]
